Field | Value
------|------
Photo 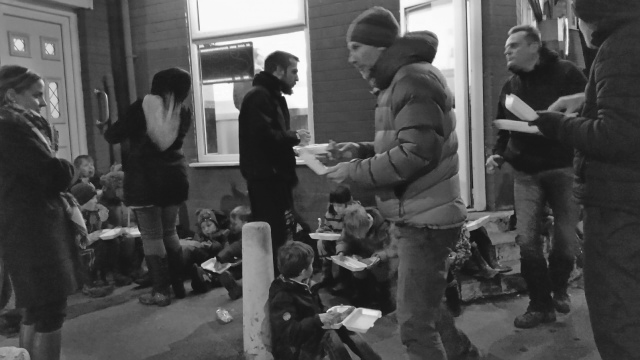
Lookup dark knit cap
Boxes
[574,0,640,24]
[196,208,219,227]
[71,183,97,206]
[347,6,400,48]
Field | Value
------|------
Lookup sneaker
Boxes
[514,309,556,329]
[219,271,242,300]
[553,293,571,314]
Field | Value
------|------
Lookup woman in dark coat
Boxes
[105,68,192,306]
[533,1,640,358]
[0,65,77,360]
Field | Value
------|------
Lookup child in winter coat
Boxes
[337,204,397,314]
[268,241,381,360]
[189,206,250,300]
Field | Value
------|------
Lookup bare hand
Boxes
[297,129,311,146]
[485,155,504,174]
[547,93,585,114]
[327,140,358,161]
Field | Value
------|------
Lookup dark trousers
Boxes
[584,206,640,360]
[514,168,580,311]
[322,328,381,360]
[394,224,478,360]
[247,178,295,274]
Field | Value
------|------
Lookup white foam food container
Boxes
[494,119,540,134]
[309,233,341,241]
[331,255,368,272]
[464,215,491,232]
[322,305,355,329]
[99,227,123,240]
[505,94,538,121]
[342,308,382,333]
[295,143,329,155]
[123,227,141,238]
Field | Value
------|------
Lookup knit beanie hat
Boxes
[71,183,97,206]
[346,6,400,48]
[196,208,219,227]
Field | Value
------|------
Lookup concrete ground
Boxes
[0,283,600,360]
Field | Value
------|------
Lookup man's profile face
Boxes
[347,41,385,80]
[277,59,299,95]
[504,31,539,72]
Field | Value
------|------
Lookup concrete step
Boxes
[459,260,525,302]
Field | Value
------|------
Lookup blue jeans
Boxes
[394,224,478,360]
[133,205,181,257]
[584,206,640,360]
[513,168,580,311]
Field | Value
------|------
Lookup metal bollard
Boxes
[242,222,274,360]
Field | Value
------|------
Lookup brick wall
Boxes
[481,0,517,210]
[77,0,115,173]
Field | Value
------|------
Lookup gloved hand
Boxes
[530,111,566,138]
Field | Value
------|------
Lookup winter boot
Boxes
[30,329,62,360]
[219,270,242,300]
[139,255,171,306]
[471,247,499,279]
[190,264,213,294]
[166,247,186,299]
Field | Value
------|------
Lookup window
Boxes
[188,0,312,165]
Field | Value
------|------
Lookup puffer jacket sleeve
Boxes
[552,35,640,161]
[345,74,444,188]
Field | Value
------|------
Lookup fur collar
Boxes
[142,94,180,151]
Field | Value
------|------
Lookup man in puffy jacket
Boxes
[532,0,640,358]
[326,7,479,360]
[487,25,587,329]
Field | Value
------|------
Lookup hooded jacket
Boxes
[341,32,466,228]
[535,9,640,212]
[268,276,325,360]
[239,71,301,186]
[493,47,587,174]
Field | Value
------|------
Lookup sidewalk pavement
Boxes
[0,282,599,359]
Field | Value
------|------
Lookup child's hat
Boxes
[70,183,97,206]
[196,208,219,227]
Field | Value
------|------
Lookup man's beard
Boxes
[279,79,293,95]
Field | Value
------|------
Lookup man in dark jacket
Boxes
[239,50,310,273]
[486,25,587,329]
[532,0,640,358]
[326,7,478,360]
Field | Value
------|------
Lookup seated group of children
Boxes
[69,156,144,298]
[182,206,251,300]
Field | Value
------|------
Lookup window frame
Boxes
[187,0,314,166]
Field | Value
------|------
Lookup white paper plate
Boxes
[309,233,341,241]
[494,120,540,134]
[99,227,123,240]
[331,255,368,272]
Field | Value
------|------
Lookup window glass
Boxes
[195,0,305,37]
[198,30,309,155]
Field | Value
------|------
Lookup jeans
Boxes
[247,178,296,274]
[513,168,580,311]
[133,205,181,257]
[394,224,478,360]
[583,206,640,360]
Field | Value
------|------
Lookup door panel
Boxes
[0,6,76,162]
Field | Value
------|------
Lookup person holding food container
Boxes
[487,24,587,329]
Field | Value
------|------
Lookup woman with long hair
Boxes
[0,65,77,360]
[105,68,192,306]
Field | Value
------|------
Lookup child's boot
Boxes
[190,264,212,294]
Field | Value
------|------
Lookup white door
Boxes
[0,2,86,162]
